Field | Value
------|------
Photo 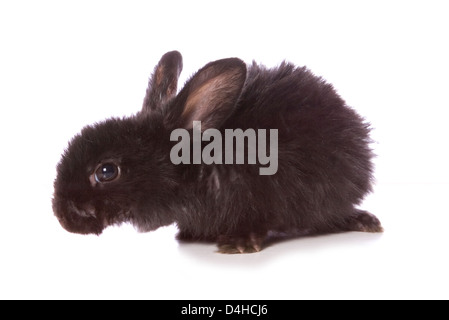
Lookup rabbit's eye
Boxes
[94,163,120,183]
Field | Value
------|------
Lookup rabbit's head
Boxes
[53,51,247,234]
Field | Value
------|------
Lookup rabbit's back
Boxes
[178,62,374,238]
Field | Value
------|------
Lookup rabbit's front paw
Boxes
[217,233,265,254]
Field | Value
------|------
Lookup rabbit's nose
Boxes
[53,198,103,235]
[69,201,96,218]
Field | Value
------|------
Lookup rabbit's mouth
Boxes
[52,198,104,235]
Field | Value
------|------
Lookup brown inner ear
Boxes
[155,65,165,87]
[156,63,180,99]
[182,76,223,121]
[181,68,244,130]
[166,81,177,98]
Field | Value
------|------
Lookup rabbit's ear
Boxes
[142,51,183,114]
[172,58,247,130]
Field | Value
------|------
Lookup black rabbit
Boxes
[53,51,382,253]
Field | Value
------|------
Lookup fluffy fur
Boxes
[53,51,382,253]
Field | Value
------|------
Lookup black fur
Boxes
[53,51,382,253]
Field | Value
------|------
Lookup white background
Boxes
[1,0,448,299]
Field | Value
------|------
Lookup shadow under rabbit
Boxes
[177,229,384,266]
